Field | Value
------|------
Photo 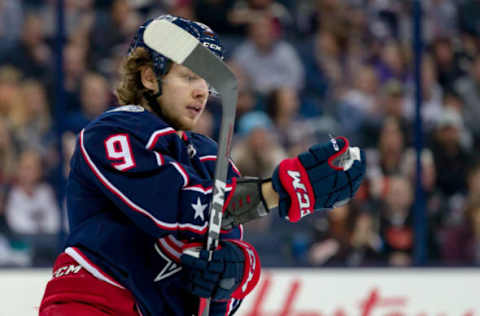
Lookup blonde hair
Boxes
[0,66,25,128]
[114,47,154,106]
[0,118,17,182]
[22,79,52,133]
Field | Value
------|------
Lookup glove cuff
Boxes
[326,136,350,170]
[227,240,261,299]
[272,158,316,222]
[271,166,290,219]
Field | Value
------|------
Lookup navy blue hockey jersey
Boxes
[64,105,248,316]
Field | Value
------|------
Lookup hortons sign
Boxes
[238,269,480,316]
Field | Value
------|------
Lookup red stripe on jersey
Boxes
[146,128,176,150]
[157,236,192,263]
[157,239,181,262]
[183,184,213,194]
[154,151,164,166]
[164,235,183,253]
[199,156,242,176]
[229,159,241,176]
[170,162,190,187]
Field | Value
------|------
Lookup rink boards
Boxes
[0,268,478,316]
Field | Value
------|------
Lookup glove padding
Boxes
[271,136,366,222]
[222,177,270,229]
[180,241,245,300]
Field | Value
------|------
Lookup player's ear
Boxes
[140,66,158,92]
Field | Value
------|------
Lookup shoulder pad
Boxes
[107,105,145,113]
[85,107,177,149]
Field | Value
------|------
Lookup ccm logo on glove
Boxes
[287,170,311,217]
[275,157,316,222]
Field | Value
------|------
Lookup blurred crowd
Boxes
[1,0,480,268]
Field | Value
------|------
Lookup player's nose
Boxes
[192,80,209,101]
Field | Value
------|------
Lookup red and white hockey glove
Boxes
[271,136,366,222]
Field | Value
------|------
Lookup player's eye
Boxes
[182,73,197,82]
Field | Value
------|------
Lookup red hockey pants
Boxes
[39,253,140,316]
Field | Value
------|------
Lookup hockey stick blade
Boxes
[144,19,238,316]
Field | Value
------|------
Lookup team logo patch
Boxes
[154,243,182,282]
[108,105,145,113]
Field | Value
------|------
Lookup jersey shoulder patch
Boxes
[188,132,218,156]
[108,105,145,113]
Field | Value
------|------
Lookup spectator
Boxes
[228,0,293,36]
[5,149,60,235]
[348,208,383,266]
[380,80,408,122]
[442,91,473,150]
[308,204,353,266]
[0,119,15,217]
[0,0,23,56]
[423,0,458,41]
[167,0,196,20]
[431,107,473,198]
[65,72,112,133]
[379,175,414,267]
[297,0,351,38]
[337,64,381,146]
[401,148,437,196]
[89,0,140,75]
[373,40,408,84]
[297,30,331,101]
[307,181,379,268]
[466,161,480,208]
[59,42,89,113]
[454,55,480,146]
[440,161,480,264]
[0,12,51,80]
[361,79,411,147]
[367,117,406,191]
[441,199,480,265]
[14,80,54,154]
[404,55,444,131]
[231,111,286,178]
[232,14,304,94]
[265,86,314,155]
[40,0,95,45]
[0,66,24,131]
[430,37,466,92]
[228,61,257,122]
[299,30,346,102]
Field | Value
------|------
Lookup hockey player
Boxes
[39,15,365,316]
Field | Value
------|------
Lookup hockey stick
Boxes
[144,19,238,316]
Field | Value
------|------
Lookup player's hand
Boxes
[271,136,366,222]
[180,241,246,300]
[221,177,270,229]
